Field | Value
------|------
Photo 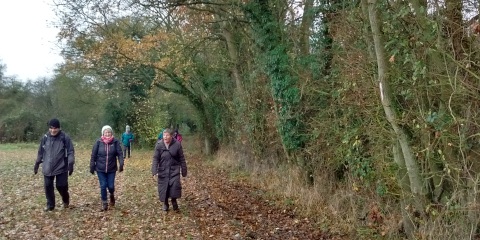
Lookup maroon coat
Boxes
[151,138,187,202]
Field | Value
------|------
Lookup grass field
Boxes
[0,142,200,239]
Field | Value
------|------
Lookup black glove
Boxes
[119,165,124,172]
[68,169,74,176]
[90,169,95,175]
[34,162,40,175]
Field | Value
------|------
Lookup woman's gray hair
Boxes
[163,128,174,135]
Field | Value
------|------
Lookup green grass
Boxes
[0,142,38,150]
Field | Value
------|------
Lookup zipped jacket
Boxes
[90,138,124,173]
[35,131,75,176]
[121,132,134,147]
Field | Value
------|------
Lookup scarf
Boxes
[101,136,114,144]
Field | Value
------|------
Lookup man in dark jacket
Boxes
[152,128,187,211]
[34,118,75,212]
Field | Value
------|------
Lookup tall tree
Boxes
[365,0,427,236]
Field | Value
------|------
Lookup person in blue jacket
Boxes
[121,125,134,158]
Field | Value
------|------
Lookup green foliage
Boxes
[382,3,438,87]
[341,130,375,182]
[190,61,233,143]
[118,64,155,103]
[0,71,107,143]
[104,99,131,131]
[49,73,105,139]
[133,102,169,147]
[245,0,306,153]
[375,180,387,197]
[0,111,38,142]
[425,111,451,131]
[0,78,48,142]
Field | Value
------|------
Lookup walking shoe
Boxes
[109,194,115,207]
[101,201,108,211]
[63,202,70,209]
[44,206,54,212]
[172,199,179,211]
[162,202,169,211]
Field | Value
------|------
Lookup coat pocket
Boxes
[158,167,168,178]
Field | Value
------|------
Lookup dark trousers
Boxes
[97,171,116,201]
[123,145,131,158]
[44,171,69,209]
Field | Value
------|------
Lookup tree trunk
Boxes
[299,0,314,55]
[393,141,416,239]
[367,0,427,227]
[221,26,244,96]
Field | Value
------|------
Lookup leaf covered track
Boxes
[0,146,338,239]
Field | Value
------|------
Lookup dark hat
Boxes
[48,118,60,128]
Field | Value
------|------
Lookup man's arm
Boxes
[34,137,45,174]
[65,135,75,175]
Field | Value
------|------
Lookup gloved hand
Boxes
[119,165,124,172]
[34,162,40,175]
[68,168,74,176]
[90,169,95,175]
[129,139,132,142]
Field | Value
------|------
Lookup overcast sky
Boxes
[0,0,63,81]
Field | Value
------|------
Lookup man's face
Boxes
[49,127,60,136]
[163,132,172,144]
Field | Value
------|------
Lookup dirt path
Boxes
[182,155,340,239]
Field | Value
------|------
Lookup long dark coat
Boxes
[151,138,187,202]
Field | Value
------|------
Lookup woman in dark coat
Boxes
[90,125,124,211]
[151,128,187,211]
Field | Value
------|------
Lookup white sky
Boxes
[0,0,63,81]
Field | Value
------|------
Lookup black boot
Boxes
[44,206,54,212]
[162,201,169,211]
[109,194,115,207]
[172,198,179,211]
[101,201,108,211]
